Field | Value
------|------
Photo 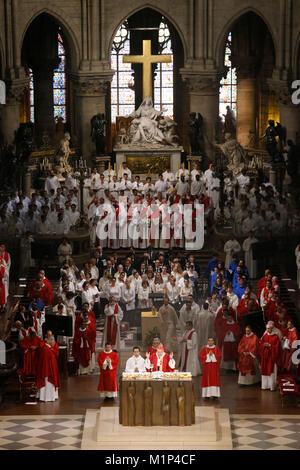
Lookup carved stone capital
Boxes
[6,79,29,104]
[267,79,293,106]
[71,73,114,96]
[181,72,223,95]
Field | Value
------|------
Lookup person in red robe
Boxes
[237,326,260,385]
[75,302,96,331]
[256,269,272,299]
[36,335,60,401]
[20,329,42,377]
[281,320,299,372]
[0,264,6,308]
[259,321,281,391]
[147,336,167,356]
[214,299,236,338]
[97,342,119,399]
[38,270,54,302]
[72,313,96,375]
[237,295,260,326]
[217,313,242,371]
[145,345,176,372]
[199,337,222,398]
[28,274,53,306]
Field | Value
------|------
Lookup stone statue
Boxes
[15,122,34,163]
[260,120,286,159]
[91,113,107,155]
[188,112,204,155]
[55,132,72,175]
[216,133,247,177]
[124,97,179,148]
[223,106,236,136]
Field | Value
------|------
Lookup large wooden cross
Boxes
[123,39,171,100]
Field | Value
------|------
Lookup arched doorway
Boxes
[109,8,185,150]
[21,13,72,146]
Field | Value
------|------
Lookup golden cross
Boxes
[123,39,171,100]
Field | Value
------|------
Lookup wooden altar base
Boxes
[81,407,233,450]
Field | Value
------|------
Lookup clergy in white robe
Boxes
[57,239,72,264]
[178,322,201,376]
[102,298,123,351]
[242,232,258,279]
[158,298,180,357]
[224,237,241,269]
[125,347,146,373]
[121,280,136,311]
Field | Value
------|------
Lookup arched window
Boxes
[219,32,237,117]
[29,30,67,123]
[111,22,135,123]
[154,20,174,119]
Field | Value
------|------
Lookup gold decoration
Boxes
[123,40,171,100]
[126,155,170,174]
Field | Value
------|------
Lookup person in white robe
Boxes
[178,298,200,334]
[224,236,241,269]
[242,231,258,279]
[20,232,35,272]
[57,238,72,264]
[121,279,136,311]
[125,347,146,373]
[195,303,216,351]
[178,321,201,376]
[102,297,124,350]
[158,298,180,359]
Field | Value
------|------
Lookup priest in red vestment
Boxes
[20,329,42,377]
[28,276,53,307]
[147,336,167,356]
[199,337,222,398]
[97,342,119,399]
[145,345,176,372]
[217,313,242,371]
[36,335,60,401]
[281,320,298,372]
[256,270,272,299]
[259,321,281,391]
[237,326,260,385]
[75,302,96,331]
[72,313,96,375]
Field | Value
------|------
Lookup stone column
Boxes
[268,79,300,143]
[181,72,221,160]
[232,57,258,148]
[0,80,28,144]
[72,74,112,162]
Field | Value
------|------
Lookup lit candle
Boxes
[188,160,191,176]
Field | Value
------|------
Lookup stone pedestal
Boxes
[94,155,111,174]
[114,145,183,180]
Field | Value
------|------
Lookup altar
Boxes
[114,145,183,179]
[119,372,195,427]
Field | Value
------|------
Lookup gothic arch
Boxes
[215,7,278,70]
[19,7,80,71]
[107,4,187,60]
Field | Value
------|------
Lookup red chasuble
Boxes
[237,333,259,376]
[36,343,61,390]
[257,276,268,299]
[259,332,281,376]
[72,324,96,368]
[0,265,6,306]
[147,345,167,356]
[199,346,222,388]
[217,320,241,362]
[146,352,175,372]
[97,350,119,393]
[75,310,96,332]
[20,336,42,376]
[28,280,53,306]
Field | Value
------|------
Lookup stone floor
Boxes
[2,413,300,450]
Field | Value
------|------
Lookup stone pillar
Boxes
[268,79,300,143]
[31,61,58,145]
[232,57,258,148]
[0,80,28,144]
[181,73,221,160]
[72,74,112,162]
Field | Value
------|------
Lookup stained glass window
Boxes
[154,20,174,120]
[28,31,67,122]
[53,32,66,121]
[219,32,237,117]
[111,22,135,122]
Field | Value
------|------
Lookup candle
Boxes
[188,160,191,175]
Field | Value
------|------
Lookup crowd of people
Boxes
[11,242,299,401]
